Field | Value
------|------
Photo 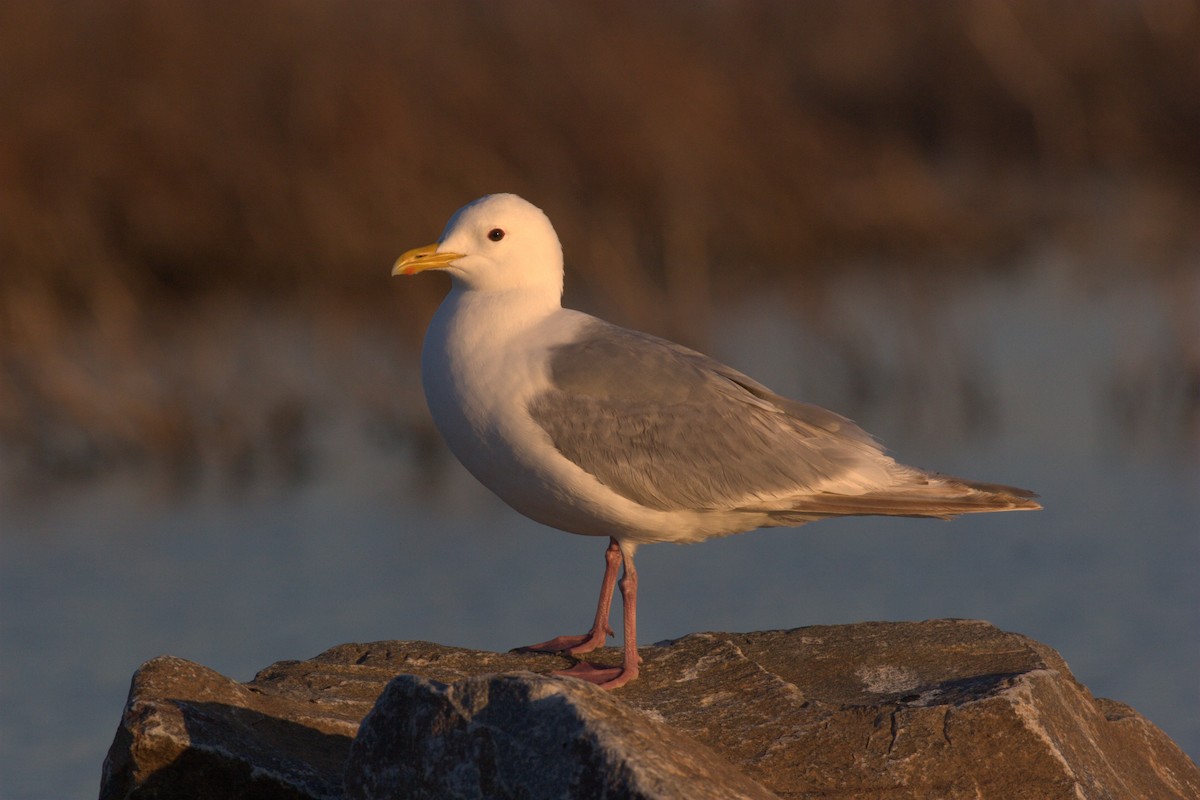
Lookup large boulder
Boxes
[344,672,776,800]
[100,620,1200,799]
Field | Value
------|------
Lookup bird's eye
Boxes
[487,228,505,242]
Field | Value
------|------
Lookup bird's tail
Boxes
[767,473,1041,522]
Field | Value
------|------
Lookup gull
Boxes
[392,193,1040,689]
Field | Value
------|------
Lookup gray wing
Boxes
[526,319,891,513]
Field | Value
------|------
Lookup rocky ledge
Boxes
[100,620,1199,799]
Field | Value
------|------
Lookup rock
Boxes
[344,672,777,800]
[100,620,1200,800]
[99,655,360,800]
[99,644,597,800]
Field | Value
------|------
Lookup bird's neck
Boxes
[452,278,561,320]
[437,281,564,348]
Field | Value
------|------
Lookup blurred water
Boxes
[1,260,1197,799]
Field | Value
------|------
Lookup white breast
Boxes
[421,290,609,533]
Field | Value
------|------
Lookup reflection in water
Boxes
[0,258,1197,798]
[1108,266,1200,459]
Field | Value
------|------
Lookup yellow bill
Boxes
[392,243,465,276]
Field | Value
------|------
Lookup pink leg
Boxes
[555,543,640,690]
[517,538,620,656]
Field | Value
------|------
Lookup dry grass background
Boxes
[1,0,1198,490]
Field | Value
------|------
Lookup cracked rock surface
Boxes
[100,620,1200,799]
[345,672,777,800]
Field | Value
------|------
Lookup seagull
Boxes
[392,193,1040,689]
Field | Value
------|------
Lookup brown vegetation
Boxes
[1,0,1198,488]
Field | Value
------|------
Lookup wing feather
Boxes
[527,320,896,512]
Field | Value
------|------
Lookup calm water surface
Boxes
[1,262,1197,798]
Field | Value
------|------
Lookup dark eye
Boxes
[487,228,505,242]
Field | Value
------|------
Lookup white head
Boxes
[393,194,564,294]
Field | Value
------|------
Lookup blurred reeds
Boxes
[1,0,1198,490]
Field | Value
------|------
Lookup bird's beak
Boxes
[391,243,465,276]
